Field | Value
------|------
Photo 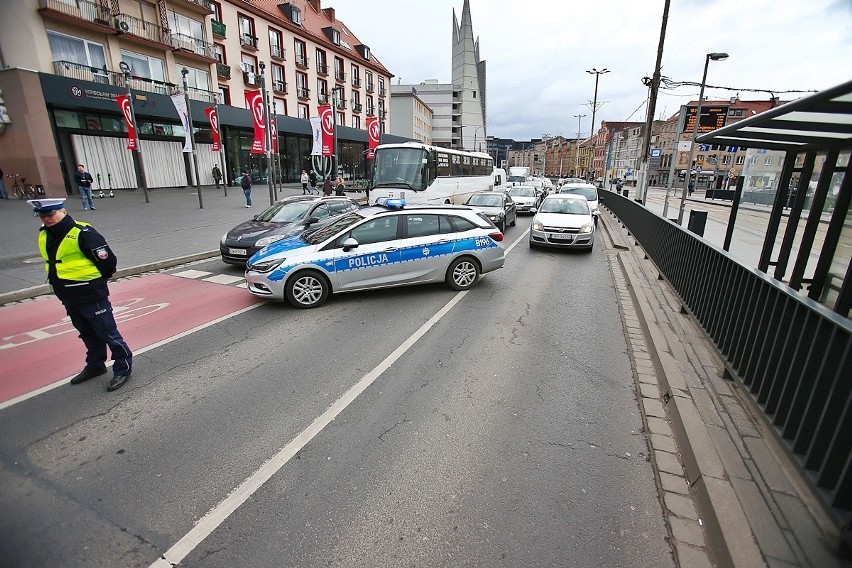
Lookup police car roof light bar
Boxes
[375,197,406,209]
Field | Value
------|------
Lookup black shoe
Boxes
[70,366,107,384]
[107,371,131,391]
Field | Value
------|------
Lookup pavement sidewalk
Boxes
[0,183,366,303]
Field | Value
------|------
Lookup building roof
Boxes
[250,0,392,77]
[696,79,852,152]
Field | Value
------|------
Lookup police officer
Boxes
[29,198,132,391]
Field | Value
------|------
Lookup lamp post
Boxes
[257,61,274,206]
[118,61,149,203]
[586,67,609,164]
[331,86,345,179]
[461,124,485,151]
[573,114,585,177]
[677,52,728,224]
[181,68,203,209]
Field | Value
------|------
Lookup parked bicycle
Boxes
[8,174,37,199]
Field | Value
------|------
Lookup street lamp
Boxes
[331,86,345,178]
[586,68,610,179]
[461,124,485,151]
[573,114,585,177]
[118,61,150,203]
[677,52,728,224]
[181,68,203,209]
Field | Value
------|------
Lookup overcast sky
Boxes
[327,0,852,141]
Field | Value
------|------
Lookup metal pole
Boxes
[258,62,273,206]
[586,68,609,167]
[182,69,202,209]
[333,87,342,181]
[216,102,227,197]
[121,67,150,203]
[662,105,687,218]
[574,114,585,176]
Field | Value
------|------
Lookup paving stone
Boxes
[660,471,689,495]
[647,416,673,437]
[642,397,667,419]
[670,516,705,547]
[637,371,657,385]
[765,556,800,568]
[655,449,683,476]
[705,423,751,480]
[665,491,698,519]
[773,492,845,568]
[690,385,725,428]
[742,438,796,495]
[639,382,659,399]
[650,433,677,454]
[729,476,797,565]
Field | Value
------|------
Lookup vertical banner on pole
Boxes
[270,116,278,153]
[366,116,380,159]
[310,116,322,156]
[116,94,137,150]
[318,104,333,156]
[205,107,221,152]
[245,89,266,154]
[170,93,192,152]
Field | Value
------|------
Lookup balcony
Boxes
[114,13,169,47]
[335,99,346,110]
[352,103,362,114]
[317,94,329,105]
[211,19,226,39]
[38,0,112,31]
[365,82,374,93]
[170,33,216,62]
[334,70,346,83]
[170,0,214,14]
[366,108,374,117]
[316,63,328,76]
[185,86,219,103]
[296,87,310,101]
[239,33,258,50]
[216,62,231,79]
[272,79,287,94]
[270,45,286,61]
[53,60,120,86]
[378,87,386,97]
[243,70,261,87]
[295,55,309,69]
[351,77,361,88]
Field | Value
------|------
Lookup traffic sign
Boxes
[650,148,662,158]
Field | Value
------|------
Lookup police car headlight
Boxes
[256,234,286,247]
[532,220,544,231]
[248,258,284,273]
[579,223,594,234]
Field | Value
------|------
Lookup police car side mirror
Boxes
[342,237,359,252]
[304,216,320,226]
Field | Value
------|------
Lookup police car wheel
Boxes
[285,270,329,309]
[446,256,480,291]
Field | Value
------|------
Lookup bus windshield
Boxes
[371,147,428,191]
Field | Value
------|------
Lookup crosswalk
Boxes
[172,269,246,288]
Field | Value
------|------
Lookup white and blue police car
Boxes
[244,198,506,308]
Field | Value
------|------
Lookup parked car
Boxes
[507,185,541,214]
[463,191,517,232]
[244,199,505,308]
[220,195,359,265]
[558,183,600,224]
[529,194,596,251]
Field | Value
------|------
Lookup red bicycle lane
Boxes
[0,273,262,405]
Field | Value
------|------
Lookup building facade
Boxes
[0,0,399,195]
[388,85,433,144]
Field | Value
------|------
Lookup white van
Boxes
[492,167,507,190]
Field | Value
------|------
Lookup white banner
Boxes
[170,93,192,152]
[309,116,322,156]
[677,141,691,152]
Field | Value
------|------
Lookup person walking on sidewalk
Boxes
[300,170,309,194]
[28,197,132,391]
[334,175,346,196]
[240,170,253,207]
[308,170,318,195]
[74,164,96,210]
[322,176,333,196]
[0,166,8,200]
[212,164,222,189]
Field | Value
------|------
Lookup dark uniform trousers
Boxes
[65,299,132,375]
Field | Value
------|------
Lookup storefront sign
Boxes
[115,94,137,150]
[204,107,220,152]
[244,89,266,154]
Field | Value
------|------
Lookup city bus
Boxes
[368,142,495,205]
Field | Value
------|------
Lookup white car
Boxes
[558,183,600,224]
[529,194,596,251]
[507,185,541,214]
[245,199,506,308]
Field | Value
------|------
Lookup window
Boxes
[722,155,731,165]
[296,72,309,98]
[48,31,106,68]
[351,89,360,107]
[269,28,283,59]
[351,115,360,129]
[273,97,287,115]
[294,39,307,66]
[241,53,257,74]
[179,66,210,91]
[366,96,374,115]
[120,49,165,82]
[334,57,345,82]
[365,70,374,92]
[210,1,222,22]
[345,216,399,246]
[298,103,309,119]
[169,11,205,41]
[315,48,327,75]
[330,28,340,46]
[271,63,285,92]
[351,64,360,87]
[378,77,385,96]
[405,214,454,238]
[764,156,773,166]
[238,15,256,48]
[317,78,328,102]
[219,86,230,105]
[213,43,225,64]
[290,5,302,25]
[335,110,344,126]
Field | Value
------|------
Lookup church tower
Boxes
[451,0,486,151]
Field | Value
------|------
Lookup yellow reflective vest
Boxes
[38,222,103,281]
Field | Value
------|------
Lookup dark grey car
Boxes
[463,191,517,232]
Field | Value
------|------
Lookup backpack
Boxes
[240,175,251,189]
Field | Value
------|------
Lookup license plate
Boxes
[550,233,574,241]
[228,248,247,256]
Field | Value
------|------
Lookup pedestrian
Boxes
[308,169,318,194]
[334,175,345,196]
[28,198,132,391]
[0,165,8,200]
[212,164,222,189]
[240,170,253,207]
[74,164,95,210]
[300,170,309,194]
[688,180,695,196]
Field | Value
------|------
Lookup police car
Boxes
[244,199,506,308]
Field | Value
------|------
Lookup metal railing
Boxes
[174,0,212,11]
[216,62,230,79]
[352,103,362,113]
[272,80,287,94]
[270,45,285,60]
[170,33,215,59]
[39,0,111,26]
[239,33,258,49]
[351,77,361,88]
[296,87,310,100]
[211,19,226,38]
[316,63,328,76]
[335,70,346,82]
[365,82,374,93]
[115,13,167,45]
[601,189,852,529]
[53,60,119,85]
[295,55,309,68]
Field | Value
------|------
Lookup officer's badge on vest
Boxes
[95,247,109,260]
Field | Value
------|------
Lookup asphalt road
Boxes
[0,216,674,567]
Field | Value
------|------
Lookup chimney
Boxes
[308,0,320,13]
[322,7,335,21]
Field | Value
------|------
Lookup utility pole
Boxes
[574,114,585,177]
[637,0,670,205]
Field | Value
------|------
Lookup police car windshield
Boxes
[258,201,313,223]
[302,210,366,244]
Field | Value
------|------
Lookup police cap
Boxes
[28,198,67,216]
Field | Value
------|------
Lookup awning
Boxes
[695,78,852,152]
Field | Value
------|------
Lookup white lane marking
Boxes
[202,274,245,285]
[0,303,262,411]
[150,291,470,568]
[172,269,211,279]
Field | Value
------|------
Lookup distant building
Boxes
[389,85,433,144]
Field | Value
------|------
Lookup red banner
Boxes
[204,107,221,152]
[116,94,137,150]
[318,104,333,157]
[245,89,266,154]
[366,116,380,159]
